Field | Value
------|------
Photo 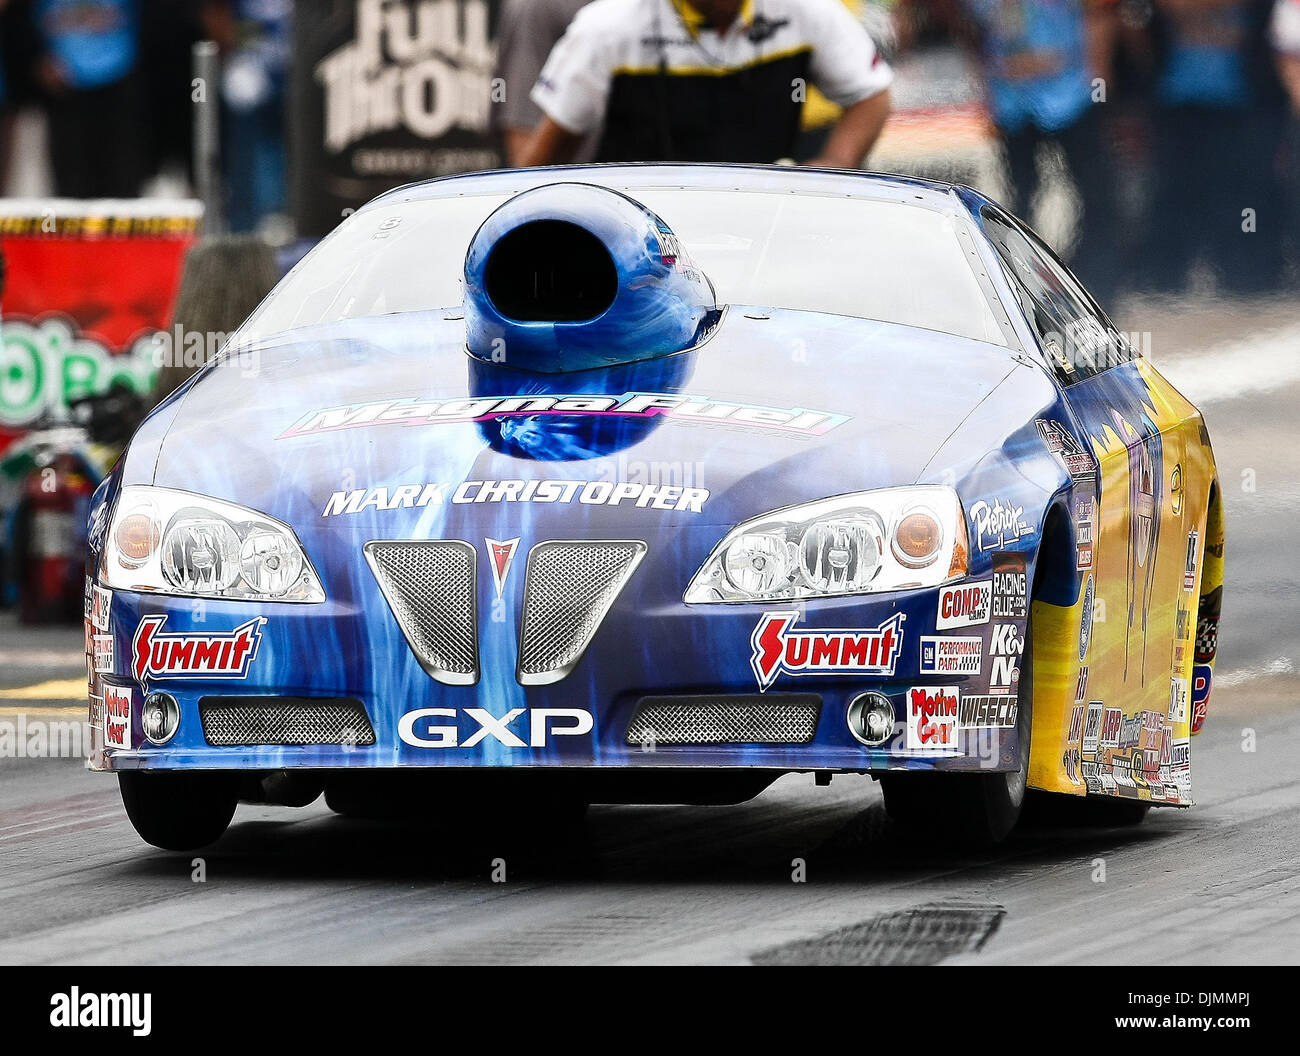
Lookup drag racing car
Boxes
[85,164,1225,850]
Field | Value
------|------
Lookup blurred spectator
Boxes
[494,0,596,166]
[520,0,893,167]
[140,0,205,189]
[957,0,1121,301]
[34,0,144,198]
[154,234,279,403]
[1146,0,1286,292]
[201,0,291,234]
[1272,0,1300,276]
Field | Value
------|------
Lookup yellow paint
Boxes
[0,706,85,718]
[0,679,87,701]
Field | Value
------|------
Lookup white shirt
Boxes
[531,0,894,136]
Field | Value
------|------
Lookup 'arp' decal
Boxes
[132,616,266,681]
[750,611,904,691]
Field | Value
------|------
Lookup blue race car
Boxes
[87,165,1224,849]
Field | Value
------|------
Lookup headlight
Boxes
[684,486,968,603]
[102,486,325,602]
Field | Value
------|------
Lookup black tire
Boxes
[881,611,1035,848]
[119,771,239,851]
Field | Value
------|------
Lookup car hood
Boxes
[147,306,1025,533]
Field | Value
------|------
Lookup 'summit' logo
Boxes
[750,611,905,691]
[132,616,266,681]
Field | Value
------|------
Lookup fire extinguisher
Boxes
[16,451,95,624]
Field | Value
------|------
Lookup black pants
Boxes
[45,73,144,198]
[1000,106,1118,304]
[1146,104,1285,294]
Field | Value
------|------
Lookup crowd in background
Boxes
[0,0,1299,304]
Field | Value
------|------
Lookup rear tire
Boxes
[119,771,239,851]
[880,611,1035,848]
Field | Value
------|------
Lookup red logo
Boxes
[485,537,520,600]
[750,611,904,691]
[132,616,265,681]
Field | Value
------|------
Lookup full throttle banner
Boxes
[291,0,503,237]
[0,200,201,453]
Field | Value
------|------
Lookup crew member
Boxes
[520,0,893,168]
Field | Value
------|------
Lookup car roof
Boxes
[364,162,979,217]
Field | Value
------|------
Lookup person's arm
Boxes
[806,88,892,168]
[1084,0,1121,86]
[518,115,586,167]
[802,0,896,167]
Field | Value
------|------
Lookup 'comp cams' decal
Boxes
[750,612,905,691]
[322,479,709,516]
[131,616,266,680]
[282,393,850,439]
[936,581,991,629]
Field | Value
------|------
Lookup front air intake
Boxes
[199,697,375,746]
[517,540,646,685]
[365,540,478,685]
[625,695,823,746]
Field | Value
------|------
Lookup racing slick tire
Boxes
[119,771,240,851]
[879,612,1034,848]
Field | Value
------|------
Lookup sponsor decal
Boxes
[90,585,112,632]
[91,635,114,675]
[958,693,1017,729]
[906,686,959,751]
[969,497,1034,552]
[322,479,710,516]
[398,707,593,749]
[1191,664,1211,734]
[284,394,851,440]
[1082,700,1104,753]
[485,537,520,600]
[750,611,905,691]
[1037,419,1096,481]
[1068,703,1086,743]
[1196,614,1219,664]
[1169,677,1189,725]
[1118,714,1143,750]
[1075,664,1089,703]
[1076,515,1094,571]
[1099,706,1123,749]
[936,580,991,629]
[988,623,1022,695]
[1063,745,1081,784]
[1169,738,1191,769]
[992,552,1027,619]
[919,636,981,675]
[132,616,266,681]
[1183,529,1199,591]
[103,684,131,750]
[1079,574,1095,660]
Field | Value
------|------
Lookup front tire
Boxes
[119,771,239,851]
[880,612,1034,848]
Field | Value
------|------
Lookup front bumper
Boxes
[88,568,1028,776]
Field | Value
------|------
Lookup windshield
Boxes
[244,185,1006,346]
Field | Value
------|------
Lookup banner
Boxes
[291,0,503,238]
[0,200,202,454]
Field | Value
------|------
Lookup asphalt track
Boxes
[1,295,1297,965]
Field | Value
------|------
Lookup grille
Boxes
[199,697,375,746]
[365,540,478,685]
[517,540,646,685]
[625,695,822,746]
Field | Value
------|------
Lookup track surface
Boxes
[2,297,1297,965]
